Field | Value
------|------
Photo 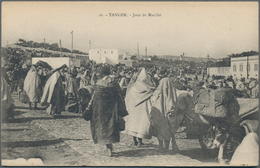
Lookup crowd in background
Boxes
[2,60,259,113]
[2,60,259,116]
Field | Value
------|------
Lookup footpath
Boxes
[2,92,220,166]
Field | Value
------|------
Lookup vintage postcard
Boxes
[1,1,259,166]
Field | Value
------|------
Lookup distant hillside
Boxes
[159,55,216,62]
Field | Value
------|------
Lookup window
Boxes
[104,51,106,54]
[254,64,258,71]
[233,65,236,72]
[97,51,99,53]
[111,51,113,54]
[239,64,243,72]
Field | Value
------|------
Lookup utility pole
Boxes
[7,41,8,47]
[89,40,91,50]
[60,39,62,57]
[246,55,249,79]
[206,54,210,77]
[44,38,46,51]
[71,31,73,57]
[137,43,139,58]
[145,47,147,60]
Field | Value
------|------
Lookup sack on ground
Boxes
[82,107,92,121]
[21,91,29,103]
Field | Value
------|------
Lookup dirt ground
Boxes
[1,92,221,166]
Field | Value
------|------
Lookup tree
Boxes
[228,50,259,58]
[18,38,26,43]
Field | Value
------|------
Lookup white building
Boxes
[207,55,259,79]
[231,55,258,79]
[89,49,118,64]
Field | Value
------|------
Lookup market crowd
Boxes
[1,60,259,163]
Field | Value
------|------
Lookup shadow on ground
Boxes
[8,115,83,123]
[14,106,31,110]
[115,143,181,158]
[2,139,64,148]
[180,148,219,163]
[2,128,31,131]
[13,110,27,116]
[2,138,90,148]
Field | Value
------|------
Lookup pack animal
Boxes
[167,92,244,164]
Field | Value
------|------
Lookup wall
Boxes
[118,59,134,67]
[32,57,80,69]
[89,49,118,64]
[207,67,231,76]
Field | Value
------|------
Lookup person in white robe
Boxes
[23,65,41,110]
[124,68,156,146]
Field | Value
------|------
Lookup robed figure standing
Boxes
[41,65,66,117]
[65,66,79,113]
[150,77,181,152]
[124,68,156,146]
[23,65,41,110]
[83,66,128,157]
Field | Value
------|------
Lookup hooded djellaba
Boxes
[40,64,67,117]
[124,68,156,146]
[23,65,41,110]
[150,77,182,152]
[82,65,128,157]
[65,66,80,113]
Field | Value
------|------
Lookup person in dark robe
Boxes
[40,65,66,117]
[84,65,128,156]
[65,66,79,113]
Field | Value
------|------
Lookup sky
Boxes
[1,2,259,58]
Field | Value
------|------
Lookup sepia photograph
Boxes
[1,1,259,166]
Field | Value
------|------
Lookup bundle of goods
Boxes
[194,88,240,122]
